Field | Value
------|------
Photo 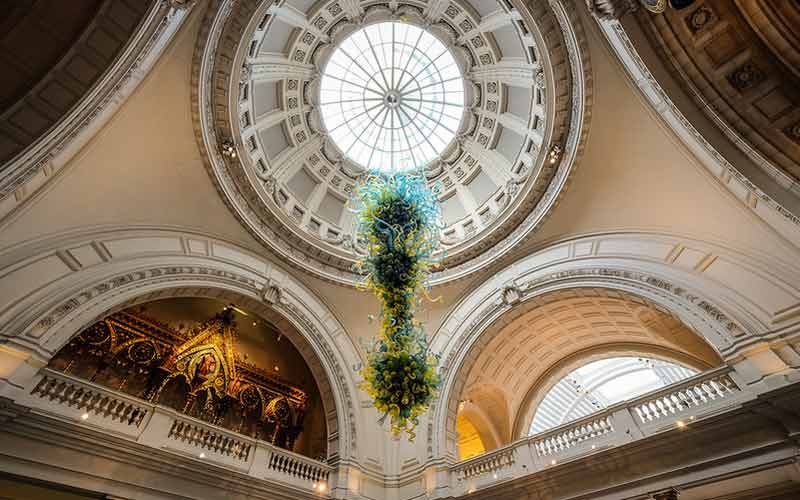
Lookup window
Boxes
[529,357,697,434]
[319,22,465,172]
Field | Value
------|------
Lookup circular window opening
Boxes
[319,22,465,173]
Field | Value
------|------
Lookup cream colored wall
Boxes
[526,9,799,264]
[1,2,798,377]
[0,7,259,252]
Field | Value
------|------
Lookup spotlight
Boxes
[547,145,562,165]
[676,420,686,428]
[221,140,238,159]
[81,412,89,420]
[199,452,206,458]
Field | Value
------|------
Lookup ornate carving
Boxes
[727,62,765,91]
[585,0,638,20]
[262,283,282,305]
[785,122,800,144]
[501,285,522,305]
[534,68,545,89]
[48,308,308,451]
[684,4,717,33]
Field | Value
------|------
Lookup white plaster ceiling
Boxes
[196,0,587,284]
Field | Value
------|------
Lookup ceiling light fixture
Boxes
[220,140,237,159]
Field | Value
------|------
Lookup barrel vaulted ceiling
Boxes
[459,287,721,443]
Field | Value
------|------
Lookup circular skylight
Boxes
[319,22,465,173]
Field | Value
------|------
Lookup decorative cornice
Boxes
[0,0,192,224]
[191,0,592,285]
[592,15,800,248]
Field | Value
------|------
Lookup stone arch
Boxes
[511,342,715,440]
[428,231,800,459]
[0,226,362,461]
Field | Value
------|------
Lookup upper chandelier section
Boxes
[320,22,465,172]
[193,0,592,284]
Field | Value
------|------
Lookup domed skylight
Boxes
[319,22,465,173]
[529,357,697,435]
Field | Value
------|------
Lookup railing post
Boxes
[610,406,645,441]
[136,406,172,447]
[249,442,272,479]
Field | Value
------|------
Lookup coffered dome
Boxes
[193,0,591,285]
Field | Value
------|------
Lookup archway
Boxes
[430,231,800,459]
[0,226,363,461]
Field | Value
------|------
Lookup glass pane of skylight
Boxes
[319,22,465,173]
[529,357,698,435]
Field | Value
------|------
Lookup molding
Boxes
[0,1,193,224]
[590,15,800,250]
[428,230,800,460]
[191,0,593,285]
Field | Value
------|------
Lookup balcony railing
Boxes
[18,366,751,498]
[22,368,332,493]
[448,366,748,496]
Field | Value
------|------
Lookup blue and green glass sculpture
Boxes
[353,172,442,439]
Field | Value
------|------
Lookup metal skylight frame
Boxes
[319,22,465,173]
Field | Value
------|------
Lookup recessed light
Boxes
[676,420,686,428]
[492,473,498,479]
[550,459,557,465]
[80,413,89,420]
[199,452,206,458]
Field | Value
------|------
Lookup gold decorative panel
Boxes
[49,308,310,452]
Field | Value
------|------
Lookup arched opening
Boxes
[456,413,485,460]
[47,297,328,459]
[451,287,722,455]
[528,356,697,434]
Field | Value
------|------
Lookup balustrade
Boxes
[266,447,331,485]
[532,414,613,457]
[18,365,749,499]
[23,368,329,492]
[632,370,740,424]
[453,447,515,480]
[167,419,252,462]
[449,366,747,497]
[29,371,149,430]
